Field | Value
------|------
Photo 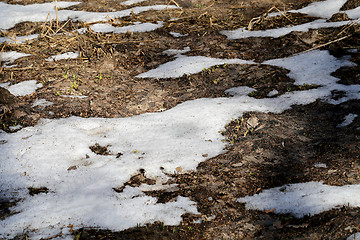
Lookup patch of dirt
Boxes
[1,0,360,239]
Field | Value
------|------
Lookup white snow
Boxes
[163,47,191,56]
[314,163,327,168]
[136,55,255,78]
[0,51,31,64]
[2,80,42,96]
[1,49,357,238]
[348,233,360,240]
[345,7,360,19]
[0,2,178,30]
[291,0,347,19]
[337,113,358,128]
[237,181,360,218]
[32,99,54,109]
[90,21,163,33]
[221,20,350,39]
[0,34,39,44]
[121,0,148,6]
[45,52,80,61]
[1,0,360,238]
[225,86,256,96]
[169,32,188,38]
[267,89,279,97]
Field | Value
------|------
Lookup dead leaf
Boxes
[67,165,77,171]
[246,116,259,129]
[175,166,182,173]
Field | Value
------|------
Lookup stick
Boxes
[55,0,59,29]
[299,35,350,55]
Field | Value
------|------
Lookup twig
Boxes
[299,35,351,55]
[336,17,360,37]
[55,0,59,29]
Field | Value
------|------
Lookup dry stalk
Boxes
[55,0,59,29]
[299,35,351,55]
[336,17,360,36]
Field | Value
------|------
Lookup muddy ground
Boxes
[1,0,360,239]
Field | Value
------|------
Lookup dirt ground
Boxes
[1,0,360,239]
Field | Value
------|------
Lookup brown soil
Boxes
[1,0,360,239]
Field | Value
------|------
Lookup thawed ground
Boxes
[0,0,360,239]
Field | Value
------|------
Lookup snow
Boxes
[121,0,148,6]
[90,21,164,33]
[45,52,80,61]
[221,20,350,39]
[337,113,358,128]
[2,80,42,96]
[237,181,360,218]
[32,99,54,109]
[291,0,347,19]
[1,49,357,238]
[136,55,255,78]
[267,89,279,97]
[345,7,360,19]
[0,34,39,44]
[1,0,360,238]
[348,233,360,240]
[0,51,31,64]
[0,2,178,30]
[225,86,256,96]
[169,32,188,37]
[314,163,327,168]
[163,47,191,56]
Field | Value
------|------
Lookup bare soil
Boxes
[1,0,360,239]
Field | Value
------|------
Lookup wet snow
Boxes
[1,0,360,238]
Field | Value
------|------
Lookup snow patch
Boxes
[90,21,163,33]
[136,55,255,79]
[3,80,42,96]
[0,34,39,44]
[0,51,31,64]
[0,2,177,30]
[221,20,350,39]
[163,47,191,56]
[32,99,54,109]
[291,0,347,19]
[45,52,79,61]
[337,113,358,128]
[238,182,360,218]
[121,0,147,6]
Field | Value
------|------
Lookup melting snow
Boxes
[1,0,360,238]
[45,52,80,61]
[121,0,148,6]
[162,47,191,56]
[291,0,348,19]
[237,181,360,218]
[136,55,255,78]
[2,80,42,97]
[0,34,39,44]
[337,113,358,128]
[32,99,54,109]
[169,32,188,37]
[90,21,164,33]
[0,2,177,30]
[221,20,350,39]
[0,51,31,64]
